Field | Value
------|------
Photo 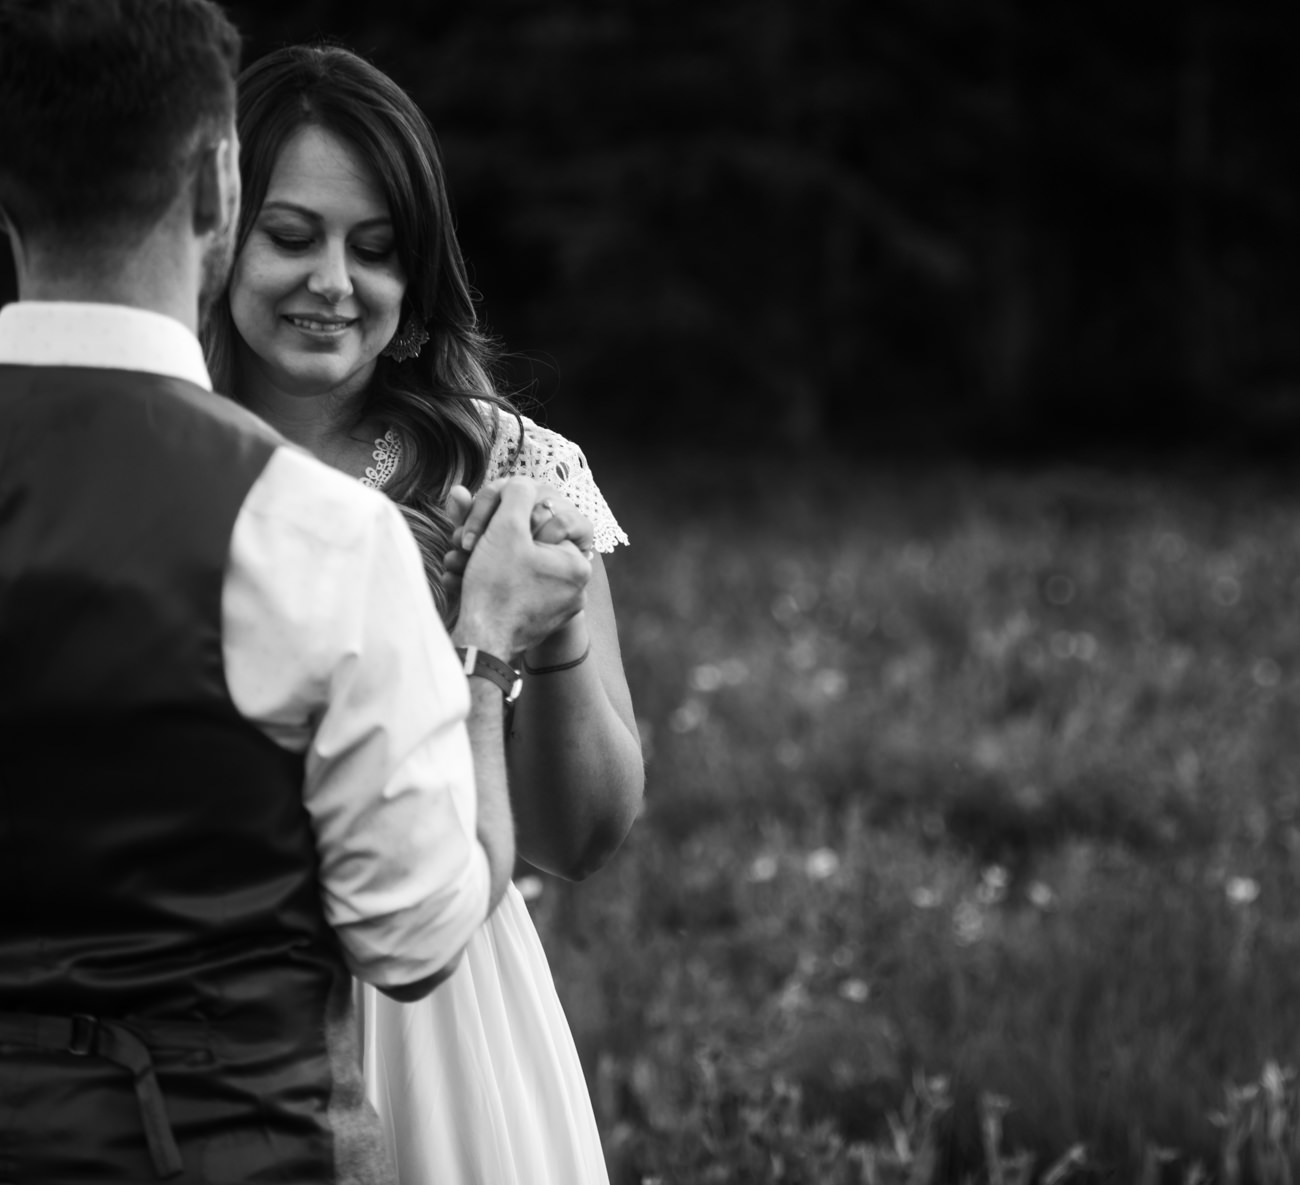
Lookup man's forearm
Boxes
[464,678,516,913]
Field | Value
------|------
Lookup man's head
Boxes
[0,0,242,316]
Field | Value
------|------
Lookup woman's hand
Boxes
[450,478,591,657]
[442,480,593,596]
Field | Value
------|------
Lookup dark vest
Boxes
[0,366,390,1184]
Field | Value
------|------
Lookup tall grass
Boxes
[527,456,1300,1183]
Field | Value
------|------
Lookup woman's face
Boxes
[228,123,406,401]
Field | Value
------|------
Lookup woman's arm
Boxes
[446,411,645,881]
[505,552,644,880]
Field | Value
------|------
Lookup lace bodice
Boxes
[359,409,628,554]
[362,428,402,491]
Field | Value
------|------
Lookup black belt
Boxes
[0,1010,210,1179]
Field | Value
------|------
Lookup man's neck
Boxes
[16,235,200,335]
[20,278,198,337]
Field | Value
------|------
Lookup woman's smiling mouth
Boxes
[284,314,357,335]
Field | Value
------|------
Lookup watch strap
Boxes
[455,646,523,705]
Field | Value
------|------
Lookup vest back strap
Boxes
[0,1010,205,1178]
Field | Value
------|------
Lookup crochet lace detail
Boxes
[362,411,628,553]
[486,410,628,554]
[361,427,402,490]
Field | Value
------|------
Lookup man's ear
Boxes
[192,136,240,239]
[1,206,27,287]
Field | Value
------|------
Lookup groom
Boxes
[0,1,590,1182]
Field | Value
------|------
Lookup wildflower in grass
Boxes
[668,699,707,733]
[1253,658,1281,688]
[838,978,871,1004]
[788,636,817,670]
[975,609,1033,660]
[1042,1143,1087,1184]
[775,739,803,769]
[805,848,840,880]
[771,593,800,624]
[515,875,544,903]
[1175,749,1201,789]
[953,900,985,945]
[850,606,875,634]
[1261,1059,1289,1091]
[1050,630,1076,660]
[1156,531,1187,562]
[1130,562,1156,594]
[1139,613,1166,643]
[911,886,942,909]
[1045,574,1075,605]
[1028,881,1055,910]
[1225,876,1260,906]
[777,980,811,1014]
[747,854,779,884]
[717,658,749,685]
[972,734,1006,771]
[689,663,724,692]
[903,540,934,569]
[978,1091,1012,1176]
[1015,783,1045,810]
[976,865,1009,906]
[812,668,847,699]
[1213,575,1241,606]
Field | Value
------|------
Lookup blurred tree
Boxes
[1176,0,1218,404]
[210,0,1300,456]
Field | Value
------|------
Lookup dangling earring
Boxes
[382,314,430,362]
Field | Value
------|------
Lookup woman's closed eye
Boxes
[265,229,393,264]
[266,231,313,252]
[352,242,395,263]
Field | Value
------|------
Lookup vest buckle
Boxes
[67,1013,99,1056]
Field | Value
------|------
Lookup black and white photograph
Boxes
[3,2,1300,1182]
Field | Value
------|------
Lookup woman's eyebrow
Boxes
[260,200,392,230]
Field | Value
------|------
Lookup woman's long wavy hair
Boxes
[203,43,517,621]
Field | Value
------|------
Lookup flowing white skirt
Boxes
[359,882,610,1185]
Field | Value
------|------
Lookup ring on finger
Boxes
[531,498,557,537]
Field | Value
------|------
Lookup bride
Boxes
[203,43,644,1185]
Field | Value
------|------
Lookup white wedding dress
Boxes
[358,410,627,1185]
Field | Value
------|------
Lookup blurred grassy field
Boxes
[522,455,1300,1184]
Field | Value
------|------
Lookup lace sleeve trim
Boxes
[361,415,628,554]
[487,411,628,554]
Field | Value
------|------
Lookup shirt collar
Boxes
[0,301,213,392]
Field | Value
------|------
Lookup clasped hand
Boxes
[446,477,593,657]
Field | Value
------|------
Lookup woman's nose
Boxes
[306,242,352,303]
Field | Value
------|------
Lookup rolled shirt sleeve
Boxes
[221,445,489,989]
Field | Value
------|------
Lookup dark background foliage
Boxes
[4,1,1298,455]
[226,1,1300,459]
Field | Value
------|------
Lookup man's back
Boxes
[0,362,390,1182]
[0,3,579,1178]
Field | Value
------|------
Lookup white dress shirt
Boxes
[0,301,490,990]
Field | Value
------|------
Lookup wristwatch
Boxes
[455,646,523,705]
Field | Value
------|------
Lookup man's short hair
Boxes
[0,0,241,247]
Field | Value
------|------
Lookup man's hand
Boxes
[450,477,592,657]
[442,479,593,601]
